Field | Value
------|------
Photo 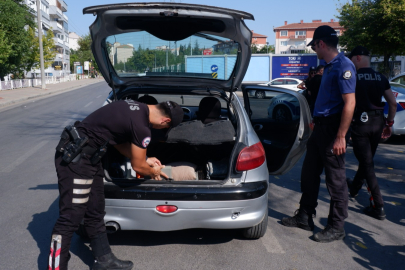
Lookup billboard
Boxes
[84,61,90,71]
[76,66,83,74]
[272,55,318,80]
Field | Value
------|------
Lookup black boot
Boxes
[281,209,314,231]
[364,206,386,220]
[93,252,134,270]
[346,178,362,198]
[313,225,345,243]
[91,233,133,270]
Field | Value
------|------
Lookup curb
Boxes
[0,80,104,108]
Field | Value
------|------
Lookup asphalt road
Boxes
[0,82,404,270]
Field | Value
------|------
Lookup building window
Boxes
[291,50,305,54]
[336,30,341,36]
[280,41,287,46]
[295,31,306,37]
[280,30,288,37]
[280,51,287,54]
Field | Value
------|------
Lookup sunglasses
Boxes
[311,40,320,51]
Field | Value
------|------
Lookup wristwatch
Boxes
[385,119,394,127]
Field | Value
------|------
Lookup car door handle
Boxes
[254,124,263,131]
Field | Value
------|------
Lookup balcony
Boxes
[61,1,68,12]
[49,6,63,19]
[50,21,63,32]
[289,35,306,40]
[54,37,64,47]
[63,13,68,22]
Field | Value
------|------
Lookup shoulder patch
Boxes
[142,137,151,148]
[343,70,352,80]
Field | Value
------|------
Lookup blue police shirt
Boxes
[313,52,356,117]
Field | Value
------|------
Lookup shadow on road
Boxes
[330,218,405,269]
[27,197,93,270]
[107,228,237,247]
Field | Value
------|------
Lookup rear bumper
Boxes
[104,181,269,231]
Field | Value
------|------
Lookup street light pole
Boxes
[36,0,46,89]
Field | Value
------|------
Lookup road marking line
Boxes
[61,114,79,128]
[84,102,93,108]
[96,95,102,98]
[261,223,285,254]
[1,141,48,173]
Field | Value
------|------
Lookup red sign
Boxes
[203,49,212,55]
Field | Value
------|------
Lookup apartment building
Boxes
[273,19,344,54]
[25,0,70,77]
[251,30,268,49]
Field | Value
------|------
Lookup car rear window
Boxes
[105,31,239,81]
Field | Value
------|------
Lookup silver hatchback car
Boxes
[81,2,311,239]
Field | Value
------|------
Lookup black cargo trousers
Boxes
[350,112,385,207]
[299,115,349,230]
[48,151,111,270]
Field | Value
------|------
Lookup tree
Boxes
[337,0,405,77]
[19,27,56,78]
[0,29,12,66]
[0,0,35,80]
[251,44,275,54]
[70,33,98,73]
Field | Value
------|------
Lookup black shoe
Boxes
[313,225,345,243]
[93,253,134,270]
[346,178,360,197]
[364,206,386,220]
[281,209,314,231]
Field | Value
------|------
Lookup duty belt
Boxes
[354,110,383,117]
[313,114,341,125]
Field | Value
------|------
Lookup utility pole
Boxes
[36,0,46,89]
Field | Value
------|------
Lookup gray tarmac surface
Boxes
[0,82,404,270]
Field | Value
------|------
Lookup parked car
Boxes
[261,78,303,90]
[267,93,301,122]
[381,82,405,141]
[390,72,405,86]
[80,2,311,239]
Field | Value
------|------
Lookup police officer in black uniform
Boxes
[347,46,397,220]
[306,65,324,115]
[281,25,356,243]
[48,100,184,270]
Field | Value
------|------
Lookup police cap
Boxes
[349,46,371,59]
[307,25,338,46]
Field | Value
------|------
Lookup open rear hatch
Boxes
[83,2,254,92]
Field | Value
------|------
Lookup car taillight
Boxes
[236,142,265,171]
[156,205,178,213]
[399,102,405,109]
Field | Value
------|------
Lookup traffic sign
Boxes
[212,72,218,79]
[211,65,218,72]
[203,49,212,55]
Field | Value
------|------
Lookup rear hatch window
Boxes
[106,31,239,81]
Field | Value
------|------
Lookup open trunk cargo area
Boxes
[103,119,237,182]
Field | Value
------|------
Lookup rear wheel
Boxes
[255,91,265,99]
[273,105,292,121]
[242,212,268,239]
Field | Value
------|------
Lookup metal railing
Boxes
[0,74,88,91]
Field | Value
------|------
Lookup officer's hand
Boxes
[333,136,346,156]
[146,157,162,167]
[150,165,169,180]
[381,126,392,139]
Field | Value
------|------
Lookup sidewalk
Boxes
[0,78,105,108]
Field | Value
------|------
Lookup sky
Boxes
[66,0,345,45]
